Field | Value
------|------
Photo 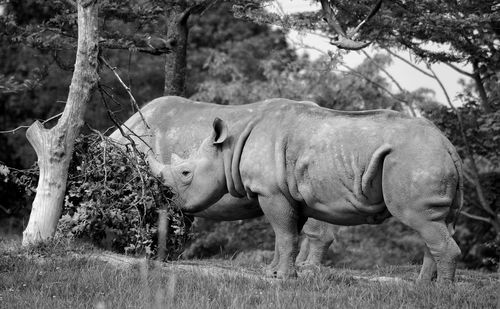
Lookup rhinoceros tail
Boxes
[361,143,392,192]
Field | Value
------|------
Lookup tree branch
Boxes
[382,47,434,78]
[99,56,150,130]
[360,50,418,116]
[443,62,473,77]
[319,0,381,50]
[7,24,173,55]
[339,63,409,107]
[98,85,153,154]
[0,112,63,134]
[461,211,492,225]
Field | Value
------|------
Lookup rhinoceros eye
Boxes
[181,170,191,177]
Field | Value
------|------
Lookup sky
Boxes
[269,0,472,105]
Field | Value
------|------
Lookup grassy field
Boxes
[0,239,498,309]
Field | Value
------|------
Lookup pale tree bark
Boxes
[22,0,99,245]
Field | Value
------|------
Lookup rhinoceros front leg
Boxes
[259,194,299,279]
[265,241,280,275]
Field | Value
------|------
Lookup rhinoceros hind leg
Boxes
[305,237,333,266]
[259,195,299,279]
[296,219,335,267]
[417,221,460,283]
[391,210,460,282]
[295,237,310,265]
[417,245,437,282]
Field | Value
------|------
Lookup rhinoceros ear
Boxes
[212,117,228,145]
[171,153,183,165]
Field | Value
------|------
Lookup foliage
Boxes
[239,0,499,112]
[1,133,192,259]
[187,2,296,102]
[61,133,192,258]
[424,100,500,270]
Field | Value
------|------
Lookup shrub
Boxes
[2,133,192,259]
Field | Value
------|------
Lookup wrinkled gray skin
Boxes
[109,96,335,267]
[148,96,463,282]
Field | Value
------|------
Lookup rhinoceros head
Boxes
[148,118,229,213]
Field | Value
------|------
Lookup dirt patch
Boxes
[80,251,410,284]
[82,251,276,281]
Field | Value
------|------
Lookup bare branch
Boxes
[97,85,153,154]
[99,56,150,130]
[341,64,417,117]
[101,37,174,55]
[339,63,409,107]
[360,50,418,117]
[382,47,434,78]
[443,62,474,77]
[361,50,404,92]
[461,211,492,225]
[0,112,63,134]
[99,85,153,151]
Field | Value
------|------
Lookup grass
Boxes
[0,239,498,309]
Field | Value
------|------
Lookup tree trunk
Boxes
[22,0,99,245]
[472,61,493,113]
[163,4,191,97]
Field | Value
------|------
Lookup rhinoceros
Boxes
[109,96,336,267]
[146,96,463,282]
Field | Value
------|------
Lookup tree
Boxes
[21,0,99,245]
[0,0,269,244]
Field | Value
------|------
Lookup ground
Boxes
[0,239,498,309]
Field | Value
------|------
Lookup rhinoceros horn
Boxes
[171,153,183,165]
[146,154,173,185]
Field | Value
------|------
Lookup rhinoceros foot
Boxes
[264,265,298,279]
[297,263,322,278]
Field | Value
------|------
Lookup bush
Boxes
[2,133,192,259]
[60,133,192,258]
